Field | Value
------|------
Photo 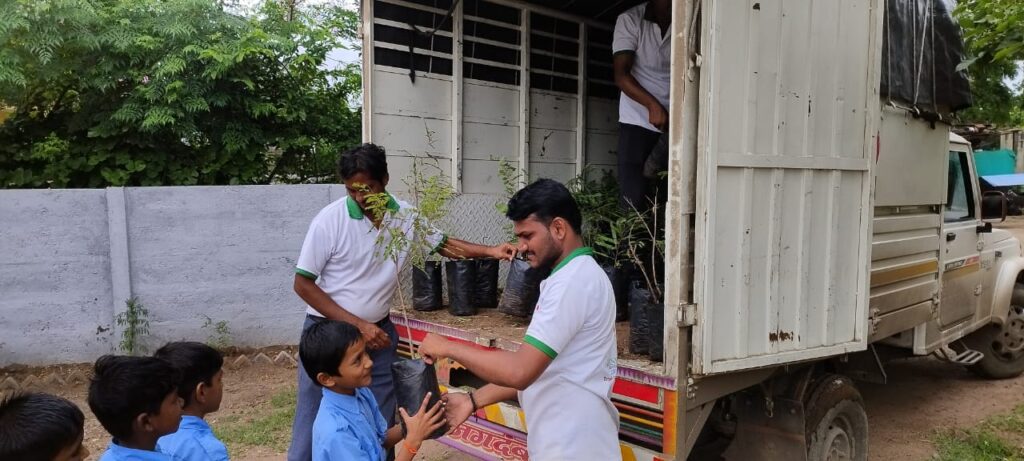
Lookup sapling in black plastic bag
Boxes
[391,359,449,440]
[362,159,455,440]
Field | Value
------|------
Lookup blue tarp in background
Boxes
[974,149,1016,177]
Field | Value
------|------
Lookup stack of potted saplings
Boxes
[411,158,517,317]
[568,170,630,322]
[411,255,501,316]
[568,170,665,361]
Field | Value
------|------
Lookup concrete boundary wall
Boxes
[0,186,507,366]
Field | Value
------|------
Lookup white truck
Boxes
[359,0,1024,459]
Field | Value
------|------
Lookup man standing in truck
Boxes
[287,143,516,461]
[418,179,621,460]
[613,0,671,210]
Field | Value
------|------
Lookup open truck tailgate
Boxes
[690,0,881,375]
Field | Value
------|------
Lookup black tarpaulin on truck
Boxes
[881,0,973,117]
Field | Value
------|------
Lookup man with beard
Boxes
[418,179,621,461]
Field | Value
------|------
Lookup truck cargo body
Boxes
[361,0,1024,459]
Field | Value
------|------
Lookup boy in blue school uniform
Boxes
[155,342,229,461]
[300,320,445,461]
[0,392,91,461]
[88,355,184,461]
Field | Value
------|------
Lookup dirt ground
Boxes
[10,217,1024,460]
[15,354,1024,460]
[862,357,1024,459]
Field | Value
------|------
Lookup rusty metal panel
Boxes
[529,162,575,183]
[692,0,880,374]
[465,82,520,126]
[585,131,619,166]
[371,113,452,158]
[530,90,577,130]
[462,159,515,194]
[371,69,452,119]
[529,128,576,163]
[585,96,619,174]
[464,122,519,161]
[586,97,619,132]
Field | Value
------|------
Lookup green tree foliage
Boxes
[0,0,361,188]
[957,0,1024,65]
[955,0,1024,126]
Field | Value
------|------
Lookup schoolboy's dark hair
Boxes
[0,392,84,461]
[154,342,224,407]
[300,320,364,384]
[505,178,583,234]
[338,143,390,182]
[87,355,180,441]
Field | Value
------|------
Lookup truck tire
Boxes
[965,283,1024,379]
[805,375,868,461]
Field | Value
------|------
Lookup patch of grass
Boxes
[214,388,296,453]
[932,403,1024,461]
[934,430,1020,460]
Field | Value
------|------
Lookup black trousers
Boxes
[616,122,662,211]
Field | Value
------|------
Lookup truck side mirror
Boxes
[981,190,1007,223]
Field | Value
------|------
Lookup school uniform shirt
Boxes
[312,387,389,461]
[520,247,621,461]
[156,415,229,461]
[296,195,446,323]
[613,2,672,133]
[98,440,174,461]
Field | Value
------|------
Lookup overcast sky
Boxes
[233,0,362,66]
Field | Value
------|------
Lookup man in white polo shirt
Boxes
[614,0,671,210]
[419,179,620,461]
[287,143,516,461]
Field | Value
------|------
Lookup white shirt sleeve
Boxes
[613,9,640,54]
[427,223,447,254]
[524,281,585,359]
[295,216,334,280]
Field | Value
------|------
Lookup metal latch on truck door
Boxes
[678,304,697,327]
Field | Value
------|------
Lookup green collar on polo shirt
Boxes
[346,194,400,220]
[550,246,594,275]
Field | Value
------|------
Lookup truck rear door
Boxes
[691,0,881,374]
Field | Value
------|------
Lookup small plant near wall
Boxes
[201,315,233,351]
[116,297,150,355]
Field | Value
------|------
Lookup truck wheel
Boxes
[805,375,868,461]
[965,284,1024,379]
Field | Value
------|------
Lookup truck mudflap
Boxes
[392,314,678,460]
[722,396,806,461]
